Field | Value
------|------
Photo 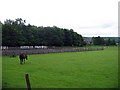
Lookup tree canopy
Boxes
[2,18,84,47]
[92,36,116,46]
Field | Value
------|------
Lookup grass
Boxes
[2,46,118,88]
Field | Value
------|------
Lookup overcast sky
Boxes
[0,0,119,37]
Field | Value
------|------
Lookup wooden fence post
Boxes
[25,73,31,90]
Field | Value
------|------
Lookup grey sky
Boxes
[0,0,119,37]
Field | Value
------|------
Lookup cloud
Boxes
[0,0,119,37]
[79,23,114,29]
[76,22,118,37]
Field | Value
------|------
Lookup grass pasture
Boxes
[2,46,118,88]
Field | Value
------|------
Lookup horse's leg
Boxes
[26,56,28,60]
[20,59,22,64]
[22,59,23,64]
[24,59,25,63]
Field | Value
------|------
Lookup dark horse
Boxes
[19,53,28,64]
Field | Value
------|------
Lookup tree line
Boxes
[1,18,117,47]
[92,36,116,46]
[2,18,84,47]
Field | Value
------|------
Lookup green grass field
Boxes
[2,46,118,88]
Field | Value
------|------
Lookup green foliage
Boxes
[92,36,116,46]
[92,36,105,45]
[105,38,116,46]
[2,18,26,46]
[2,18,84,47]
[2,46,118,88]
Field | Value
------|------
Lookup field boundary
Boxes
[2,47,104,56]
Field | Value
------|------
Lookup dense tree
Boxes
[2,18,84,47]
[105,38,116,46]
[0,21,2,46]
[92,36,105,45]
[2,18,26,46]
[92,36,117,46]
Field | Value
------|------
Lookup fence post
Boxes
[25,73,31,90]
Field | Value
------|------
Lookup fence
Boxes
[2,47,104,56]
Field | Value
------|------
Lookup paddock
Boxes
[2,46,118,88]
